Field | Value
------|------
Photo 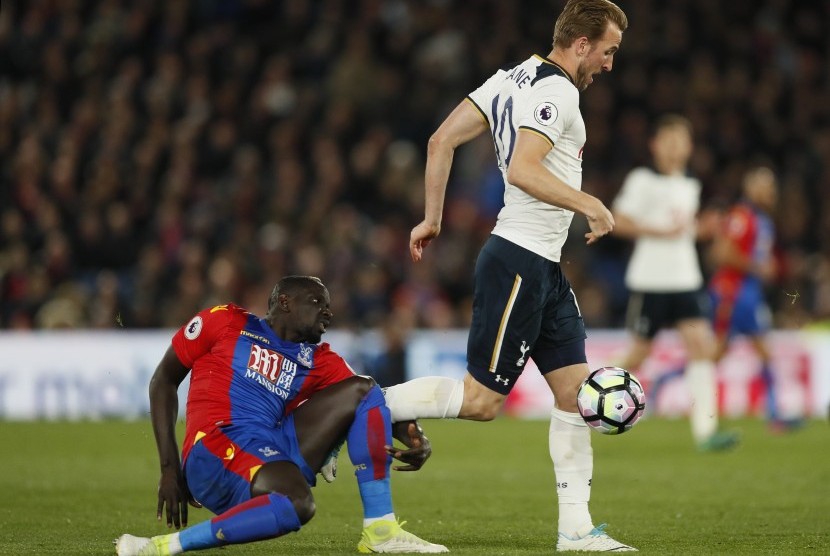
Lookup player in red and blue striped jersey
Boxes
[709,167,798,430]
[115,276,447,555]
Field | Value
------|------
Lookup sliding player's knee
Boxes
[250,463,316,524]
[291,492,316,524]
[323,376,379,418]
[346,375,377,399]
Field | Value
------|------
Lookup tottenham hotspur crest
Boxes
[297,344,313,367]
[516,341,530,366]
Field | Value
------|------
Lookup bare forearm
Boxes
[506,160,597,216]
[421,101,488,227]
[149,374,182,470]
[423,137,455,226]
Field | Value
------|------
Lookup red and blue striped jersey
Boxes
[171,303,355,461]
[710,201,775,294]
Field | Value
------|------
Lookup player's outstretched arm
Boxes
[411,100,488,262]
[386,420,432,471]
[149,346,197,530]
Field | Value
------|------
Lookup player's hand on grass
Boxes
[387,420,432,471]
[157,467,200,529]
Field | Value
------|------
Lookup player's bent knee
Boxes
[291,493,316,525]
[249,461,315,522]
[544,365,586,413]
[555,394,580,413]
[348,375,377,397]
[558,384,582,412]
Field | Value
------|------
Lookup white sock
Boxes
[364,512,396,527]
[382,377,464,421]
[685,359,718,442]
[549,407,593,536]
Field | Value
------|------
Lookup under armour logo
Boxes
[495,374,510,386]
[516,341,530,366]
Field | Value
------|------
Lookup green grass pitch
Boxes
[1,417,827,555]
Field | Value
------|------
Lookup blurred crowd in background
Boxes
[2,0,830,337]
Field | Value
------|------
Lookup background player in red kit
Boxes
[115,275,447,555]
[709,167,799,430]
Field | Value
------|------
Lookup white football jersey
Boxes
[467,54,585,262]
[612,167,704,291]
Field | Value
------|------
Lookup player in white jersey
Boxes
[379,1,636,552]
[611,114,739,452]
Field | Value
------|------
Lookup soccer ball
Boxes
[577,367,645,435]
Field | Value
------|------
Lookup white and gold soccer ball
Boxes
[577,367,645,435]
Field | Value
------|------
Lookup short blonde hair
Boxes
[553,0,629,49]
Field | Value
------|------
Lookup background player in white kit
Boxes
[380,0,636,552]
[611,114,739,452]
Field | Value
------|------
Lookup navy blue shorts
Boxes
[183,414,315,515]
[466,235,587,395]
[625,290,711,339]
